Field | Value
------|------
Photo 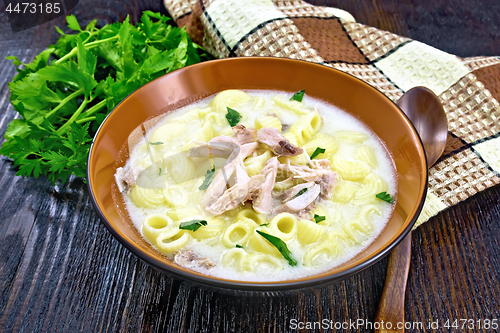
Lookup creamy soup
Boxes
[115,90,397,282]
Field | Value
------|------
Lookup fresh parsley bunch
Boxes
[1,11,211,184]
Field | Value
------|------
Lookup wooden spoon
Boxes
[375,87,448,333]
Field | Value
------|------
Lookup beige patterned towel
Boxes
[164,0,500,228]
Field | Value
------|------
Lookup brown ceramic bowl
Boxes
[87,57,427,291]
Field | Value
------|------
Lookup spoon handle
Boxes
[375,232,412,333]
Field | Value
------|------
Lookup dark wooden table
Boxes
[1,1,499,332]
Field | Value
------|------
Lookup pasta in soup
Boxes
[115,89,397,281]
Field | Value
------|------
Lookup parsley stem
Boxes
[54,35,119,64]
[80,99,107,117]
[82,30,98,44]
[56,97,88,135]
[46,88,84,118]
[54,48,77,64]
[76,116,95,124]
[85,35,120,49]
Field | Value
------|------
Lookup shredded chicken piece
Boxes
[115,167,127,192]
[272,176,295,191]
[319,172,336,199]
[196,129,334,216]
[235,164,250,184]
[285,184,321,211]
[115,165,144,193]
[252,157,279,214]
[296,203,316,220]
[232,124,256,145]
[257,127,303,156]
[309,159,337,198]
[210,135,239,144]
[206,175,263,215]
[202,142,258,211]
[272,184,321,214]
[279,159,336,199]
[174,250,215,269]
[309,159,330,170]
[279,182,315,203]
[280,161,328,182]
[188,141,238,158]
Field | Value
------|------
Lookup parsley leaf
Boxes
[290,90,305,102]
[5,56,22,66]
[179,219,208,232]
[225,107,241,127]
[199,166,216,190]
[1,12,212,184]
[295,188,308,198]
[235,244,243,249]
[313,214,326,223]
[310,147,326,159]
[148,141,163,146]
[256,231,297,266]
[76,35,97,75]
[66,15,82,32]
[376,191,395,203]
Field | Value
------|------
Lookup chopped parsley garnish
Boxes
[290,89,305,102]
[295,187,308,198]
[179,219,207,232]
[256,231,297,266]
[149,141,164,146]
[313,214,326,223]
[260,223,270,227]
[376,191,395,203]
[310,147,326,159]
[199,166,216,190]
[225,107,241,127]
[235,244,243,249]
[158,168,162,176]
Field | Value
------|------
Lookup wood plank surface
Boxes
[0,0,499,332]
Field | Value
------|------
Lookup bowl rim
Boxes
[87,56,428,291]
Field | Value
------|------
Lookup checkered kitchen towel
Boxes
[164,0,500,228]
